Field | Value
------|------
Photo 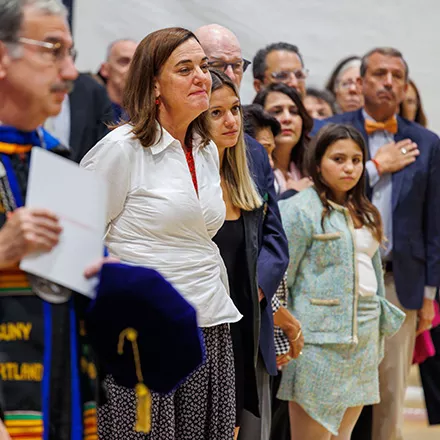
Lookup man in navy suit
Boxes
[196,24,290,440]
[325,47,440,440]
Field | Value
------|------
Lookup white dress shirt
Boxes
[363,110,394,259]
[44,94,71,147]
[81,124,242,327]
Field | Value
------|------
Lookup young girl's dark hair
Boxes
[308,123,383,243]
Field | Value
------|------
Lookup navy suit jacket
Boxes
[245,134,289,375]
[69,73,113,163]
[324,109,440,310]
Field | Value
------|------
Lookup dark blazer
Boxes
[242,208,264,367]
[68,73,113,163]
[245,133,289,376]
[324,109,440,310]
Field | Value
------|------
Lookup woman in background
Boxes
[304,88,336,120]
[325,56,363,114]
[399,79,428,127]
[253,84,313,196]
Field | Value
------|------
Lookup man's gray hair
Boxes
[0,0,68,57]
[360,47,409,81]
[105,38,137,60]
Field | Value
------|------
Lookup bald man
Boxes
[195,24,250,89]
[98,39,138,119]
[197,24,290,440]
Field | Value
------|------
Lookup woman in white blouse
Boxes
[81,27,241,440]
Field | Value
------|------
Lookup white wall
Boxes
[73,0,440,133]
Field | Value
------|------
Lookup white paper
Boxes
[20,148,108,297]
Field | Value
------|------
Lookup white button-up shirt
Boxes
[81,124,242,327]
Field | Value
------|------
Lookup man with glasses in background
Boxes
[196,24,251,90]
[196,24,291,440]
[0,1,102,438]
[252,42,308,98]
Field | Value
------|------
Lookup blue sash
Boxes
[0,126,82,440]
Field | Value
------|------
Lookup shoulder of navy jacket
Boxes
[399,116,440,144]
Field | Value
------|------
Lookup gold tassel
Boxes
[135,383,152,433]
[118,328,152,434]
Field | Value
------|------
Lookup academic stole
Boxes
[0,143,87,440]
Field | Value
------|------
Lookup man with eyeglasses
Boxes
[196,24,290,440]
[195,24,251,89]
[253,42,308,98]
[0,1,102,438]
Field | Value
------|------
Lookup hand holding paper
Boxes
[20,148,108,297]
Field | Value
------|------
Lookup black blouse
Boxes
[213,217,259,421]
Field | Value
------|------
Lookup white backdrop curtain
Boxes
[72,0,440,133]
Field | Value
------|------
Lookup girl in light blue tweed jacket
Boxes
[277,124,405,439]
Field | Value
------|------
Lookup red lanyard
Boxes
[184,146,198,196]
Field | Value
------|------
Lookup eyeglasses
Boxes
[337,79,359,90]
[270,69,309,83]
[18,37,77,63]
[208,58,251,74]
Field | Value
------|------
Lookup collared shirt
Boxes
[363,110,436,300]
[44,95,71,148]
[81,124,242,327]
[273,161,302,195]
[363,109,394,258]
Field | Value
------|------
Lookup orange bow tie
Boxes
[364,117,398,135]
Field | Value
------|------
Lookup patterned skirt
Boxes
[277,294,381,435]
[98,324,236,440]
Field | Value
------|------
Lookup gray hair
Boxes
[335,58,361,87]
[105,38,137,60]
[360,47,409,81]
[0,0,68,58]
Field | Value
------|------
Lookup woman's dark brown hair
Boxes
[399,79,428,127]
[122,27,209,147]
[308,123,383,243]
[253,83,313,174]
